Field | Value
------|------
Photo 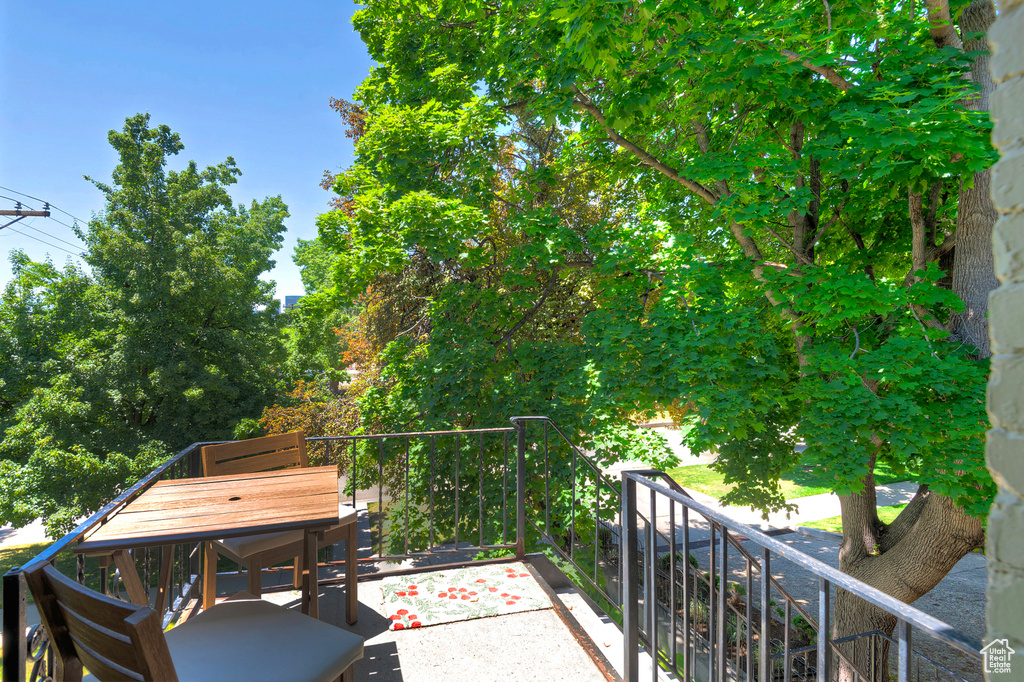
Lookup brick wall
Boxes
[987,1,1024,678]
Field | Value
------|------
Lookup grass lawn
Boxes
[801,504,909,533]
[664,458,907,500]
[0,542,109,603]
[802,503,987,549]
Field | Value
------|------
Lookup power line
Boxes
[45,215,86,237]
[0,191,89,262]
[0,185,87,224]
[0,195,86,244]
[0,193,34,207]
[19,221,85,250]
[4,226,82,257]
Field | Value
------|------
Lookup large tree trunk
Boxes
[833,487,985,681]
[947,0,998,356]
[831,4,997,679]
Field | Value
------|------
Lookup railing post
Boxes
[3,567,27,682]
[188,443,202,583]
[708,525,716,682]
[647,489,657,682]
[818,577,831,682]
[897,620,912,682]
[760,548,770,682]
[187,442,202,478]
[515,420,527,560]
[717,528,728,682]
[681,506,691,682]
[622,473,640,682]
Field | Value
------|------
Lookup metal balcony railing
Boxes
[619,473,983,682]
[306,426,522,561]
[3,424,530,682]
[2,417,984,682]
[2,440,209,682]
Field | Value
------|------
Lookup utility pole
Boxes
[1,202,50,231]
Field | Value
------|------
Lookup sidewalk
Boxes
[0,518,50,550]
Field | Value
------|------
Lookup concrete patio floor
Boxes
[259,573,611,682]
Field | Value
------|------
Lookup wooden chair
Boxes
[201,431,359,623]
[24,562,362,682]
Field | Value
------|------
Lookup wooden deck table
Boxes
[75,466,340,619]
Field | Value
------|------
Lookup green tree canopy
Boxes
[0,114,288,536]
[322,0,997,666]
[279,237,352,386]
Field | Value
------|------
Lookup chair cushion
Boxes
[214,504,358,560]
[336,502,358,526]
[165,597,363,682]
[214,528,306,560]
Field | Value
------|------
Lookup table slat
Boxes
[77,467,339,553]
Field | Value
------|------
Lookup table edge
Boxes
[75,515,340,554]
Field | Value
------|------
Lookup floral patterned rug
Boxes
[380,562,552,631]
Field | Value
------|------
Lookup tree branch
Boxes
[925,233,956,262]
[925,0,963,50]
[778,48,854,92]
[493,266,561,347]
[693,118,713,154]
[807,199,846,251]
[571,91,803,361]
[908,189,929,283]
[762,222,814,265]
[925,182,943,244]
[764,120,798,155]
[907,189,949,332]
[572,87,719,204]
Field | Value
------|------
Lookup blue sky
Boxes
[0,1,373,304]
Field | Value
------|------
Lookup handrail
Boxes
[509,415,627,611]
[4,418,983,682]
[635,468,877,681]
[311,426,522,559]
[509,417,825,637]
[509,415,625,493]
[308,426,515,440]
[630,473,982,656]
[4,427,526,682]
[15,441,216,571]
[508,417,835,632]
[4,441,213,682]
[506,417,870,680]
[630,468,823,633]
